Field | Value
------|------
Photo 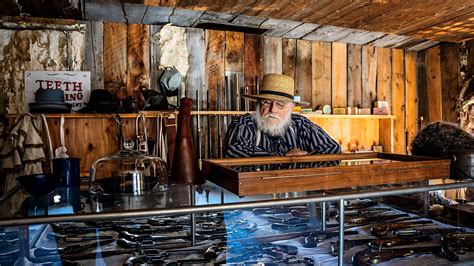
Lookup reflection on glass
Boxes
[230,161,340,172]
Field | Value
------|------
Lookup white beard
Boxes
[254,107,293,137]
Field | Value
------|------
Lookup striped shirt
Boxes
[224,113,341,158]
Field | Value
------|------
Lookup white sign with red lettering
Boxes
[24,71,91,112]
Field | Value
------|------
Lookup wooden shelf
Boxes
[7,111,394,119]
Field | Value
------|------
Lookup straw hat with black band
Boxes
[242,73,310,106]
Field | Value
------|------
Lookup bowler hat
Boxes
[242,74,309,106]
[79,89,120,113]
[29,89,72,113]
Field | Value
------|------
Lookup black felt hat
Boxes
[78,89,121,113]
[29,89,72,113]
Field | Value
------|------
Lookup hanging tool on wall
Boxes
[111,114,124,151]
[135,113,148,154]
[155,114,167,163]
[54,114,69,158]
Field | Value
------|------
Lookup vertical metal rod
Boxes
[235,74,240,111]
[338,198,345,266]
[244,86,249,111]
[196,90,202,164]
[217,84,222,158]
[207,90,211,159]
[225,75,231,111]
[223,77,228,134]
[190,185,196,246]
[322,201,327,230]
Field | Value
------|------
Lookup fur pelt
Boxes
[412,121,474,158]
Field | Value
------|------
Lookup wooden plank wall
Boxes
[2,20,463,174]
[96,25,417,159]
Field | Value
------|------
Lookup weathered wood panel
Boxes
[264,20,302,37]
[84,21,104,91]
[295,39,312,104]
[231,15,267,28]
[331,42,347,108]
[29,30,68,71]
[149,25,162,93]
[376,47,392,105]
[169,8,203,27]
[282,38,296,80]
[124,3,148,24]
[243,33,263,96]
[142,5,174,24]
[67,30,85,70]
[440,43,460,124]
[361,46,377,108]
[282,23,319,39]
[311,41,332,109]
[205,30,225,158]
[417,51,429,126]
[0,29,21,113]
[185,28,205,107]
[347,44,362,107]
[263,36,282,74]
[303,25,353,43]
[426,46,442,123]
[225,31,244,111]
[103,22,127,98]
[185,28,206,159]
[126,24,150,97]
[225,31,244,73]
[405,52,418,154]
[391,49,406,154]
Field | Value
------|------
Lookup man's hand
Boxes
[285,148,308,156]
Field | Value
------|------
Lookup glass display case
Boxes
[1,172,474,265]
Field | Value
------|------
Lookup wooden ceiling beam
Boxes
[5,0,474,43]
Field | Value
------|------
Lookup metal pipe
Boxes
[2,181,474,227]
[216,84,222,158]
[190,186,196,246]
[338,198,345,266]
[322,201,326,231]
[196,90,201,163]
[206,90,211,159]
[235,74,240,111]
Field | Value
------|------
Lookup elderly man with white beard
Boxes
[224,74,341,158]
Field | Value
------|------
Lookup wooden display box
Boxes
[202,153,451,196]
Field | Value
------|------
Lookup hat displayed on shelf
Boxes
[29,89,72,113]
[78,89,121,113]
[159,66,182,97]
[141,88,171,111]
[242,73,310,106]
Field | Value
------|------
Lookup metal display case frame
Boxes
[1,179,474,265]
